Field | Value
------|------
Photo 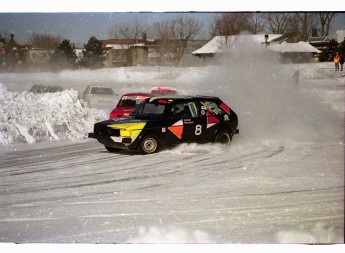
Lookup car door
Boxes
[166,100,202,143]
[198,99,227,142]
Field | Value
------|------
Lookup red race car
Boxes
[151,86,178,95]
[109,92,154,119]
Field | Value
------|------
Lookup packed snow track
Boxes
[0,139,343,243]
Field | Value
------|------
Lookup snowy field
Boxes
[0,41,344,249]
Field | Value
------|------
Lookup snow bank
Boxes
[275,222,344,244]
[0,83,106,146]
[126,222,343,243]
[126,226,216,243]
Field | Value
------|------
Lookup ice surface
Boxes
[0,39,344,246]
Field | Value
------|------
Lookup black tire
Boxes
[105,145,121,152]
[214,130,232,145]
[138,134,160,155]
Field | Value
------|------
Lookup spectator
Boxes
[339,53,344,71]
[334,52,340,71]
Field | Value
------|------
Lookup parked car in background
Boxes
[150,86,178,95]
[109,92,154,119]
[89,95,239,154]
[29,84,64,94]
[81,85,117,108]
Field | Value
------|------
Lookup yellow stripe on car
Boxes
[108,122,146,138]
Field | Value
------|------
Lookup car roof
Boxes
[151,86,177,91]
[149,95,220,101]
[31,84,62,89]
[121,92,155,97]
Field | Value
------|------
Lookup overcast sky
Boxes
[0,12,216,45]
[0,1,344,45]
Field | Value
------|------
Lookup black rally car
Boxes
[88,95,239,154]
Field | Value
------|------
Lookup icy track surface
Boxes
[0,53,344,243]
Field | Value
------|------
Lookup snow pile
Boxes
[275,222,344,244]
[126,226,216,243]
[0,83,106,146]
[126,223,343,244]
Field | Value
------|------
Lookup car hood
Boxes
[111,107,135,115]
[97,118,148,129]
[96,118,148,139]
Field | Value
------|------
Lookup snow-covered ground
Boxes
[0,40,344,248]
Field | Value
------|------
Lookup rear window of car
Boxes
[118,95,148,107]
[201,101,226,116]
[151,90,177,95]
[48,86,63,93]
[90,87,114,95]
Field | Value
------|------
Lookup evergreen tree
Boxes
[50,39,77,69]
[319,39,339,62]
[81,36,105,68]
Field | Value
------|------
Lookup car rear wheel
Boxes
[138,134,160,155]
[105,145,121,152]
[214,130,232,145]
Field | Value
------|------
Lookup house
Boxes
[269,41,321,63]
[101,33,206,67]
[101,34,149,67]
[307,36,331,51]
[192,34,283,64]
[104,43,148,67]
[192,34,321,64]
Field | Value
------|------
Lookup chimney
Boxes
[142,32,147,42]
[312,28,318,37]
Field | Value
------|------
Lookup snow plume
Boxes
[126,226,217,243]
[275,222,344,244]
[0,83,106,146]
[162,143,227,155]
[182,36,343,145]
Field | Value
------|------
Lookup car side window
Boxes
[169,102,198,119]
[201,101,225,116]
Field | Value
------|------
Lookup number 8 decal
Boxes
[195,124,202,135]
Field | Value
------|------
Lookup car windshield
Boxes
[117,95,147,107]
[48,86,63,93]
[131,100,167,119]
[151,89,177,95]
[90,87,114,95]
[30,85,56,93]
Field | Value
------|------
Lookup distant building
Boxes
[101,33,149,67]
[192,34,283,64]
[307,36,331,51]
[335,30,345,43]
[0,34,6,67]
[192,34,321,64]
[269,41,321,63]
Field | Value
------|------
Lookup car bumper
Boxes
[88,133,132,149]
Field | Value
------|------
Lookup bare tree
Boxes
[261,13,294,34]
[170,16,202,66]
[29,33,61,65]
[153,16,202,66]
[109,20,147,40]
[152,20,172,66]
[294,13,319,40]
[319,12,336,36]
[119,20,147,41]
[29,33,60,49]
[210,13,256,36]
[252,13,265,34]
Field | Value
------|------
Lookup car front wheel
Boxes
[214,130,232,145]
[138,134,160,155]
